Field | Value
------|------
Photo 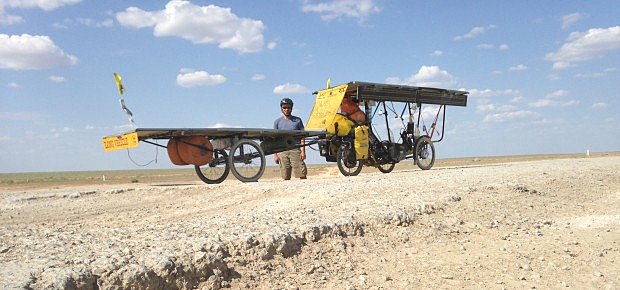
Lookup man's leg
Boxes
[289,148,306,179]
[279,150,293,180]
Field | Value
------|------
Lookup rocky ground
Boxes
[0,156,618,289]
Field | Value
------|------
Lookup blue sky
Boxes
[1,0,619,173]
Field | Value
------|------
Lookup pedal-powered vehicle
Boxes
[103,128,325,183]
[305,81,468,176]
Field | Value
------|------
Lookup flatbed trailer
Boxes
[103,128,325,183]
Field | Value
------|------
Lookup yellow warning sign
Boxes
[306,84,348,130]
[102,132,139,152]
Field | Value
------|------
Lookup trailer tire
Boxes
[229,139,266,182]
[195,149,230,184]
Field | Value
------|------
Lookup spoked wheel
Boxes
[377,162,396,173]
[229,139,266,182]
[414,136,435,170]
[336,143,363,176]
[194,149,230,184]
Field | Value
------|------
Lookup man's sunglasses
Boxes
[281,106,293,110]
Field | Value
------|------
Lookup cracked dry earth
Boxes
[0,156,618,289]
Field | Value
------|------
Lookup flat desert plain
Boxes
[0,153,618,289]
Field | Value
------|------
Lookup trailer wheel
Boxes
[229,139,266,182]
[336,143,362,176]
[195,149,230,184]
[414,136,435,170]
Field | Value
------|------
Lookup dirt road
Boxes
[1,156,618,289]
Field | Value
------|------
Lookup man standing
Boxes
[274,98,307,180]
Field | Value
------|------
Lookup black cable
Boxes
[126,140,159,166]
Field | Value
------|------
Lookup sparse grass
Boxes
[1,151,617,190]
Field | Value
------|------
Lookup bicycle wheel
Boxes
[377,162,396,173]
[229,139,266,182]
[414,136,435,170]
[194,149,229,184]
[336,144,363,176]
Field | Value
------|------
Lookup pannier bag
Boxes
[354,125,369,160]
[326,113,354,137]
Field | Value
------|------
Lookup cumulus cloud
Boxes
[116,1,265,53]
[562,12,587,29]
[209,123,242,128]
[0,0,81,24]
[592,102,608,109]
[430,50,443,57]
[454,24,496,41]
[301,0,380,22]
[251,74,265,81]
[467,88,523,101]
[385,65,457,88]
[528,89,578,107]
[176,69,226,88]
[483,110,538,123]
[49,75,65,83]
[0,111,46,122]
[509,64,528,71]
[0,34,78,70]
[545,26,620,70]
[273,83,310,95]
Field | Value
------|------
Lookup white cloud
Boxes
[454,24,496,41]
[476,43,494,49]
[301,0,381,22]
[592,102,608,109]
[116,1,265,53]
[430,50,443,57]
[0,111,46,122]
[547,73,560,81]
[55,17,114,28]
[0,34,78,70]
[0,0,81,10]
[0,135,16,142]
[7,81,18,88]
[499,44,510,50]
[385,65,457,87]
[467,88,523,100]
[209,123,242,128]
[476,103,517,114]
[0,11,22,24]
[574,68,616,78]
[49,75,65,83]
[509,64,528,71]
[267,41,277,50]
[0,0,81,24]
[545,26,620,70]
[545,90,568,99]
[562,12,587,30]
[273,83,310,95]
[251,74,265,81]
[51,126,75,133]
[483,110,538,123]
[176,69,226,88]
[528,90,578,107]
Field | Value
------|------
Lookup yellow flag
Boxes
[113,72,124,95]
